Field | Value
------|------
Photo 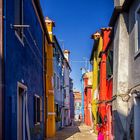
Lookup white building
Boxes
[110,0,140,139]
[63,50,71,126]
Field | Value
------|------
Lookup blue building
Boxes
[69,78,74,123]
[53,36,65,130]
[3,0,51,139]
[80,68,86,122]
[0,0,4,139]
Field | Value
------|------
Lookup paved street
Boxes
[47,122,97,140]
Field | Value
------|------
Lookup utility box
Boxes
[114,0,125,7]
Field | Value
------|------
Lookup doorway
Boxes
[134,97,140,140]
[17,82,27,140]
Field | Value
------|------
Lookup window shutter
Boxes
[34,96,37,124]
[40,98,42,122]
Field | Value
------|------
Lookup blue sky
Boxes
[40,0,114,91]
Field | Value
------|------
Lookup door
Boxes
[134,97,140,140]
[18,87,24,140]
[17,83,27,140]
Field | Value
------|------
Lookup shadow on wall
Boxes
[47,121,81,140]
[113,105,134,140]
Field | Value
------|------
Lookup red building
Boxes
[98,27,113,140]
[83,72,93,126]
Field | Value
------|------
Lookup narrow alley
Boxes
[1,0,140,140]
[47,122,97,140]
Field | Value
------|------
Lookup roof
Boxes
[53,35,71,71]
[109,0,134,26]
[64,50,70,54]
[33,0,51,43]
[53,35,65,60]
[45,17,55,27]
[83,72,92,79]
[91,32,101,40]
[101,27,112,32]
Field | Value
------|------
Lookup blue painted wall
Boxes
[4,0,44,140]
[53,36,64,106]
[53,36,65,130]
[69,78,74,120]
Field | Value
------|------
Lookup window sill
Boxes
[35,122,41,126]
[134,49,140,59]
[15,31,24,46]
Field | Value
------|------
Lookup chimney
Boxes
[114,0,125,7]
[45,17,55,42]
[64,50,70,62]
[91,32,101,40]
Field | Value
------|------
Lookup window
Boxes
[34,95,42,124]
[64,89,66,98]
[53,73,56,89]
[57,76,60,90]
[55,104,59,117]
[15,0,23,39]
[135,5,140,52]
[44,51,47,74]
[45,97,48,119]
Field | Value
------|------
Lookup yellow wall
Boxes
[91,36,103,133]
[44,20,56,138]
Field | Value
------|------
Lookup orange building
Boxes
[44,17,56,138]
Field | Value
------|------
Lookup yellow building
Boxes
[90,32,103,133]
[44,17,56,138]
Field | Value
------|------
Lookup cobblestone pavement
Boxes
[47,122,97,140]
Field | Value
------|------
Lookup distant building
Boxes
[63,50,72,126]
[74,91,82,121]
[69,78,74,122]
[80,68,87,122]
[53,35,65,130]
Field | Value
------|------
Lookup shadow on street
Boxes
[47,121,97,140]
